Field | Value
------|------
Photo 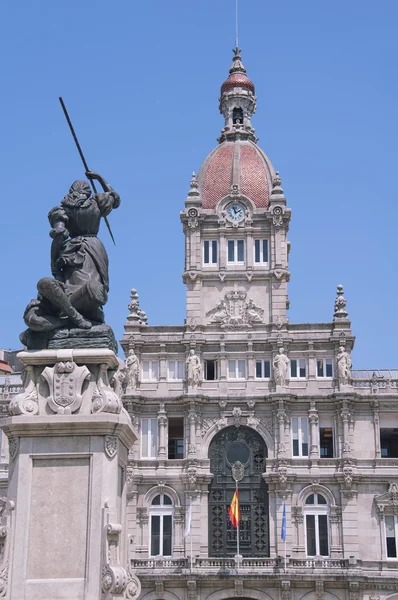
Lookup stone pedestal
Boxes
[1,349,140,600]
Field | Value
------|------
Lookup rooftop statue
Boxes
[20,171,120,352]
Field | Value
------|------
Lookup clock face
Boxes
[226,203,245,223]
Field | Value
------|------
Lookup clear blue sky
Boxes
[1,0,397,369]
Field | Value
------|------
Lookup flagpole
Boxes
[284,533,286,574]
[236,479,240,569]
[190,516,193,573]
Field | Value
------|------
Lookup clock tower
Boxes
[181,48,291,329]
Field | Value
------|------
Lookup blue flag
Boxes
[281,503,286,542]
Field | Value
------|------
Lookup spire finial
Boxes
[235,0,239,48]
[333,284,349,321]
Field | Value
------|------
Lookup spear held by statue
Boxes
[58,96,116,245]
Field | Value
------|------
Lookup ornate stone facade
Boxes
[1,46,398,600]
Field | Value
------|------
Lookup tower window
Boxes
[291,417,309,457]
[304,493,329,557]
[204,360,218,381]
[380,429,398,458]
[203,240,218,265]
[141,418,158,459]
[168,360,185,381]
[255,360,271,379]
[141,360,159,381]
[316,359,334,378]
[290,359,306,379]
[150,494,173,557]
[254,239,269,263]
[227,240,245,264]
[168,417,184,459]
[319,427,334,458]
[233,107,243,124]
[228,359,246,380]
[385,516,398,558]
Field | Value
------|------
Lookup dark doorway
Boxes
[208,426,269,557]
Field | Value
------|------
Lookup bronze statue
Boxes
[20,171,120,350]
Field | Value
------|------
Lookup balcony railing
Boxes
[131,556,349,573]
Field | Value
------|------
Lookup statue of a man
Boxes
[20,171,120,343]
[126,349,140,391]
[186,349,201,388]
[336,346,352,385]
[273,347,290,387]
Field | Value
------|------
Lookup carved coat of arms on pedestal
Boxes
[42,361,90,414]
[206,285,264,329]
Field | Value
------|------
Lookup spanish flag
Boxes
[228,490,240,528]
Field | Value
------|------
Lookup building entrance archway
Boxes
[208,425,269,557]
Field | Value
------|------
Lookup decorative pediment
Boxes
[374,482,398,515]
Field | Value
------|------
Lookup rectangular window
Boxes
[386,516,397,558]
[317,358,334,378]
[142,360,159,381]
[290,359,306,379]
[228,359,246,380]
[203,240,218,265]
[318,515,329,556]
[319,427,334,458]
[306,514,316,556]
[168,417,184,459]
[255,360,271,379]
[141,418,158,458]
[204,360,218,381]
[292,417,309,457]
[168,360,185,381]
[380,429,398,458]
[306,514,329,557]
[254,239,269,263]
[227,240,245,264]
[150,514,172,557]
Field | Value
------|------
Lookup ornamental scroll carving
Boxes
[206,284,263,328]
[91,363,122,414]
[8,366,38,416]
[101,505,141,598]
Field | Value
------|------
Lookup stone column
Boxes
[157,403,167,459]
[3,348,137,600]
[372,400,381,458]
[188,408,197,456]
[341,401,351,457]
[308,401,319,458]
[277,400,286,456]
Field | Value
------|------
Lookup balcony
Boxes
[130,556,349,576]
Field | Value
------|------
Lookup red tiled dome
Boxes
[221,72,255,95]
[198,141,272,209]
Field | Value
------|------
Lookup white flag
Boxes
[183,501,192,538]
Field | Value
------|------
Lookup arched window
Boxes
[149,494,173,557]
[304,493,329,557]
[233,107,243,124]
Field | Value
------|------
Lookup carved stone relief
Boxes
[8,366,38,416]
[206,284,264,328]
[42,361,90,415]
